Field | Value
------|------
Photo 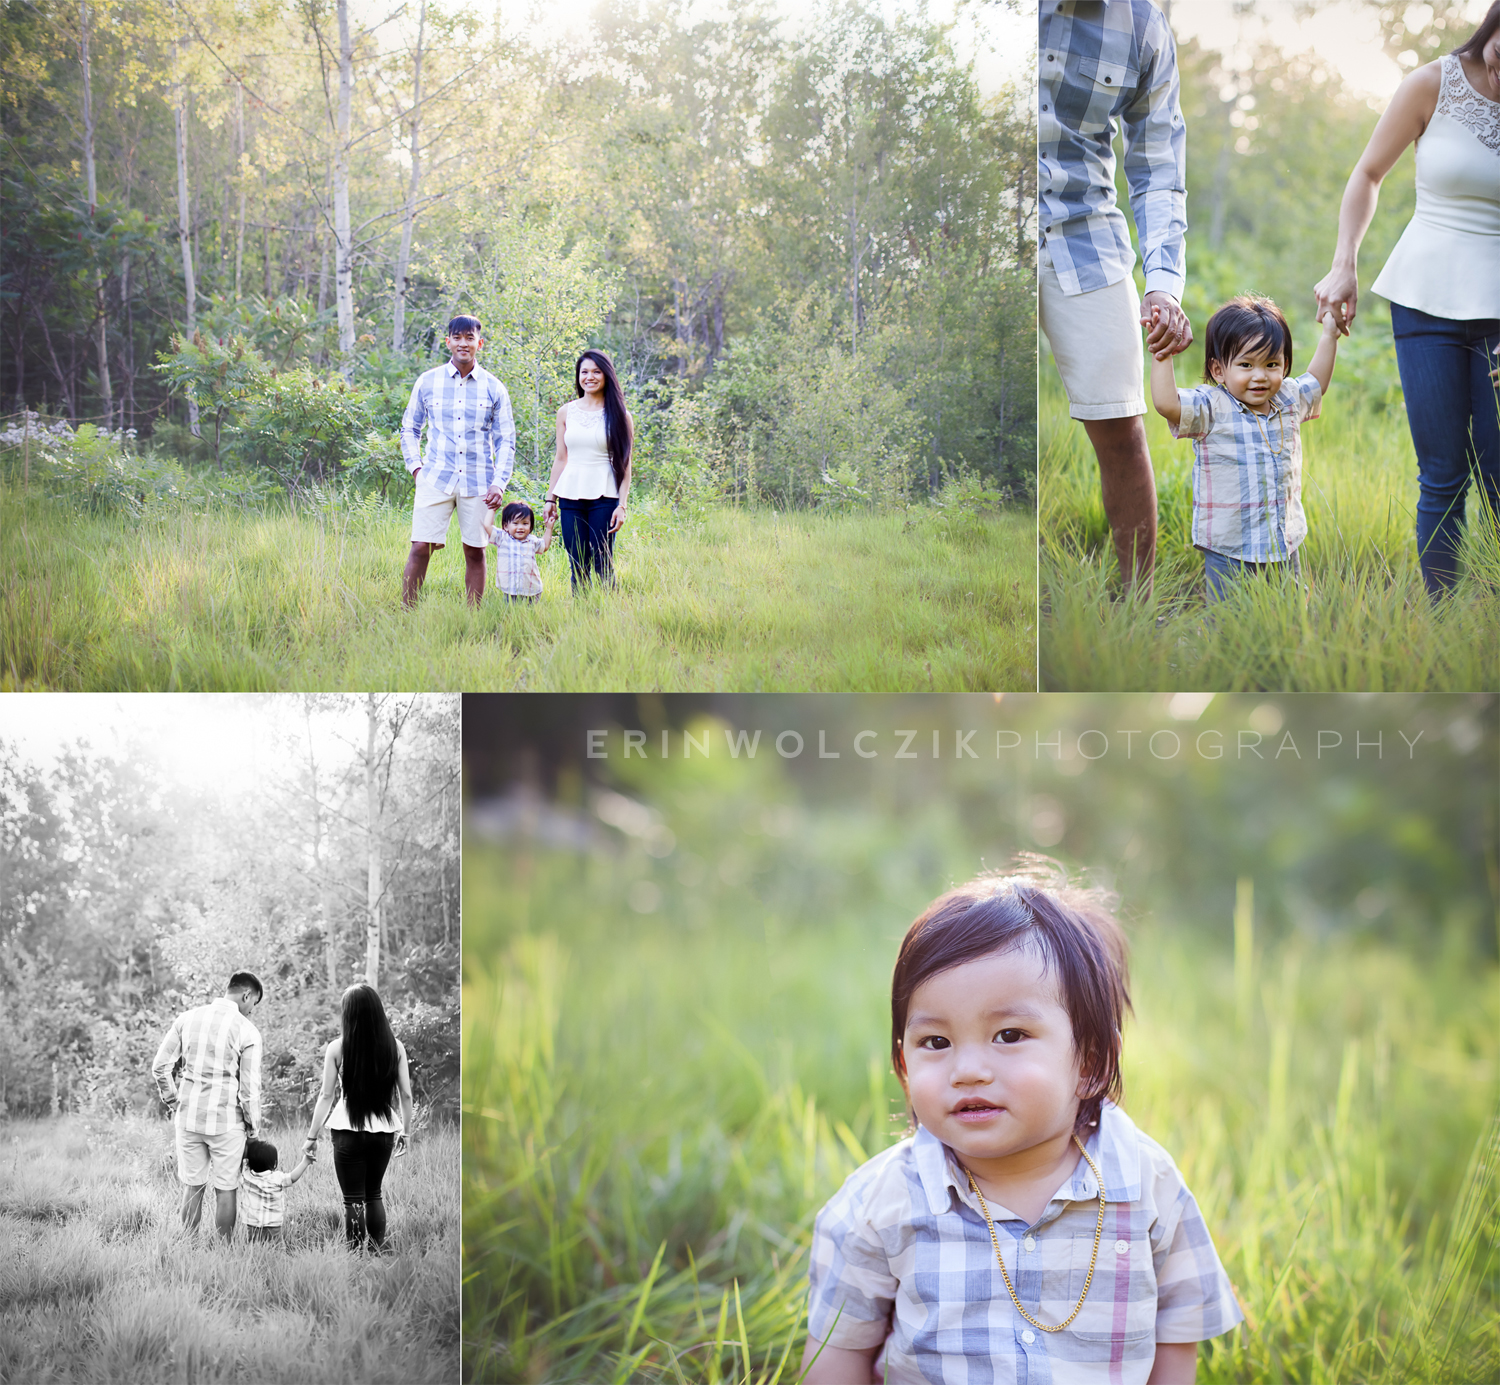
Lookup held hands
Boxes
[1313,265,1357,336]
[1142,292,1192,359]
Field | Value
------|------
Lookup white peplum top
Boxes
[1371,53,1500,321]
[553,400,619,500]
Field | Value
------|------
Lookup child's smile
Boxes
[901,947,1087,1199]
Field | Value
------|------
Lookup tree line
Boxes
[1,0,1036,505]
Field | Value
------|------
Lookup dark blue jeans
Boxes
[331,1130,395,1250]
[1389,303,1500,596]
[558,496,617,589]
[1202,548,1303,604]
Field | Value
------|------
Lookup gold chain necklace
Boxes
[963,1134,1106,1334]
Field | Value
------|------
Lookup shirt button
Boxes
[1116,1239,1130,1255]
[1022,1330,1036,1344]
[1023,1236,1037,1251]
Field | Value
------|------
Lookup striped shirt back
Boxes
[152,998,262,1135]
[239,1167,291,1227]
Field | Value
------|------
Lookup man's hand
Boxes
[485,483,504,511]
[1142,292,1192,357]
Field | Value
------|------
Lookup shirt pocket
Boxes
[1065,1214,1156,1345]
[1074,56,1138,134]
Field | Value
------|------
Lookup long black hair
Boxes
[339,983,399,1131]
[1454,2,1500,61]
[575,350,631,489]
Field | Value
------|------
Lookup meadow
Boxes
[1039,370,1499,692]
[0,1115,459,1385]
[462,834,1499,1385]
[0,487,1034,692]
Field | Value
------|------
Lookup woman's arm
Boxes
[609,411,635,534]
[304,1039,340,1153]
[396,1041,414,1147]
[543,407,569,524]
[1313,62,1440,332]
[1306,311,1340,395]
[798,1338,880,1385]
[1146,1341,1197,1385]
[1150,345,1182,428]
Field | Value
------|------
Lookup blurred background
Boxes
[463,693,1498,1383]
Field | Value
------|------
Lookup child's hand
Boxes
[1319,309,1341,339]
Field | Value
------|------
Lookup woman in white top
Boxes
[303,983,413,1252]
[1314,3,1500,597]
[542,350,635,589]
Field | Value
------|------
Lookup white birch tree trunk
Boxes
[173,42,200,435]
[234,82,247,300]
[333,0,356,359]
[391,0,426,352]
[80,1,113,425]
[364,693,382,989]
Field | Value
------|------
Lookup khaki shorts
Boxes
[1039,240,1147,420]
[176,1121,247,1191]
[410,474,492,549]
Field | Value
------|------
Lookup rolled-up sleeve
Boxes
[237,1033,262,1134]
[401,378,428,475]
[151,1020,182,1106]
[1120,11,1187,301]
[807,1190,897,1349]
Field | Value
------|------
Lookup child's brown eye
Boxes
[996,1029,1024,1044]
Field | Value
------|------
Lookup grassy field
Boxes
[1039,370,1499,691]
[0,489,1035,691]
[1,1115,459,1384]
[462,840,1499,1385]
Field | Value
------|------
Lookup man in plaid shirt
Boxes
[152,971,264,1240]
[1040,0,1194,594]
[400,314,517,607]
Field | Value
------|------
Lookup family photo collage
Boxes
[1,0,1497,1383]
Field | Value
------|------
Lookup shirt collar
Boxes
[913,1100,1143,1218]
[446,360,486,382]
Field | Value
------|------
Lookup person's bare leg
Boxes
[403,541,434,607]
[180,1182,206,1234]
[462,543,486,606]
[214,1187,237,1241]
[1082,416,1157,597]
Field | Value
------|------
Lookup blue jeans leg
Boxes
[1389,303,1500,596]
[1203,549,1301,604]
[558,497,617,590]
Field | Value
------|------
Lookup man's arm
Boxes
[237,1032,262,1137]
[485,385,517,508]
[400,376,427,478]
[151,1020,183,1109]
[1120,11,1187,304]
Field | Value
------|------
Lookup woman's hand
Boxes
[543,498,557,526]
[1313,264,1358,335]
[395,1132,409,1158]
[609,504,627,534]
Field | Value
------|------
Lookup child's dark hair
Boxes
[890,856,1132,1136]
[244,1138,279,1173]
[500,502,535,529]
[1203,294,1293,383]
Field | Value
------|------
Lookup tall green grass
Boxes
[1,1115,459,1384]
[0,488,1034,691]
[463,845,1499,1384]
[1039,371,1499,690]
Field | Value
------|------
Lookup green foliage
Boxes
[229,368,374,491]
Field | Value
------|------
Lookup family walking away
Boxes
[801,863,1241,1385]
[152,973,414,1252]
[1039,0,1499,603]
[398,316,635,606]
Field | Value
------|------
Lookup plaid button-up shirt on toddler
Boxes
[1173,374,1322,564]
[401,361,516,497]
[492,531,545,596]
[1039,0,1187,300]
[239,1166,292,1227]
[151,998,261,1135]
[807,1103,1242,1385]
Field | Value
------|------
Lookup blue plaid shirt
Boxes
[1039,1,1187,299]
[1173,374,1323,563]
[401,361,516,497]
[807,1103,1242,1384]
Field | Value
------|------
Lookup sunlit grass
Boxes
[0,1116,459,1384]
[462,844,1500,1385]
[1038,370,1499,691]
[0,489,1035,691]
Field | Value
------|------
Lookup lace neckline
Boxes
[1438,53,1500,154]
